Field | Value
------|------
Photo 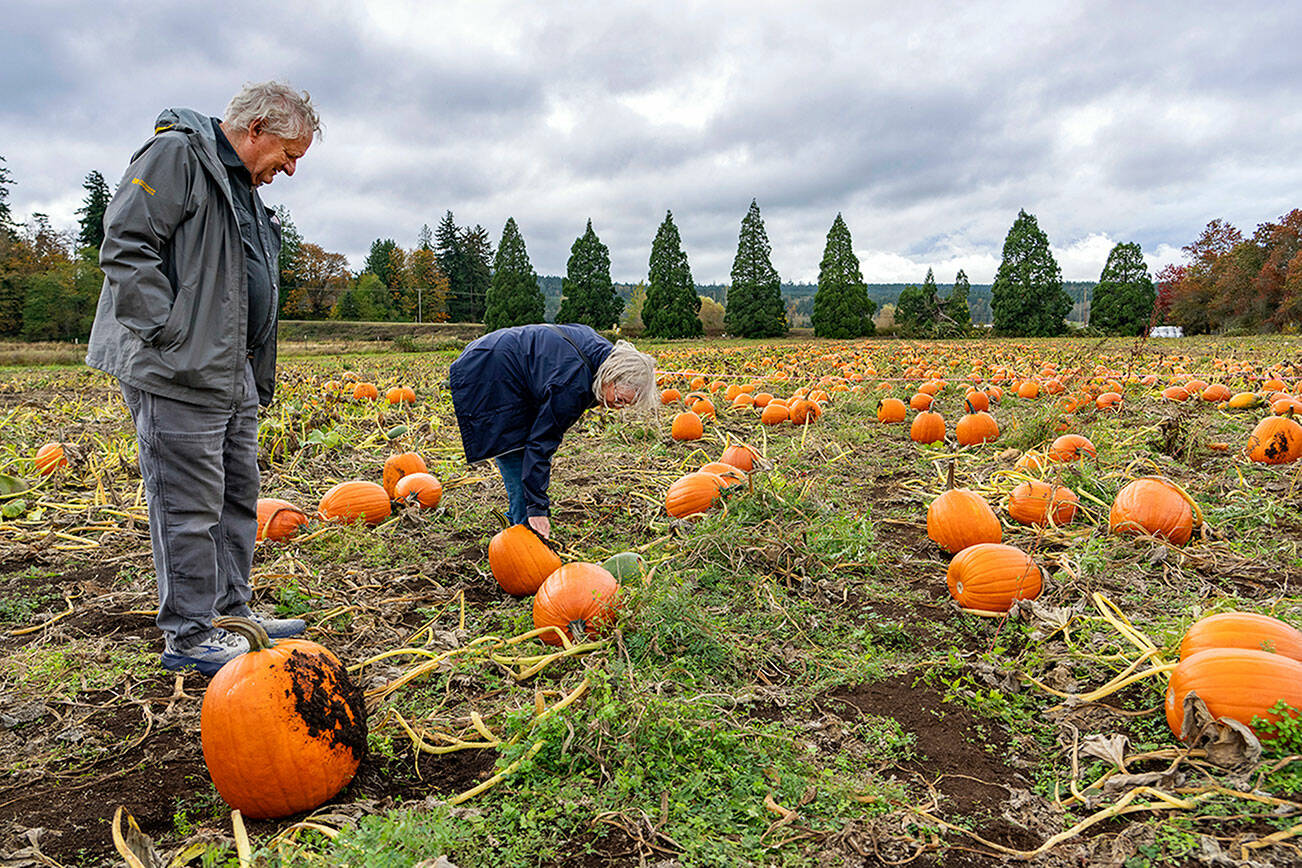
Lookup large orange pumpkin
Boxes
[382,452,428,499]
[910,411,946,445]
[1245,415,1302,464]
[719,444,757,473]
[1007,481,1079,526]
[201,617,367,819]
[955,411,1000,446]
[317,481,392,526]
[256,498,310,542]
[1179,612,1302,663]
[927,485,1002,554]
[532,563,620,646]
[665,471,726,518]
[393,472,442,508]
[946,543,1042,612]
[671,411,704,441]
[1109,477,1195,545]
[1165,648,1302,740]
[1047,434,1096,463]
[489,524,563,597]
[877,398,907,424]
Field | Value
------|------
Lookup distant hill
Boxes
[538,277,1094,326]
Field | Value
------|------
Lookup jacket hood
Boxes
[149,107,228,199]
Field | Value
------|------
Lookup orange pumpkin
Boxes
[660,388,683,405]
[1109,477,1195,545]
[1161,385,1190,402]
[317,481,392,526]
[1200,384,1232,402]
[964,391,990,413]
[910,411,946,445]
[1095,391,1123,412]
[760,403,789,425]
[1179,612,1302,662]
[1245,415,1302,464]
[533,563,620,646]
[877,398,907,424]
[489,523,563,596]
[383,452,428,499]
[927,485,1002,554]
[719,444,757,473]
[789,399,821,425]
[955,411,1000,446]
[352,382,379,401]
[665,471,726,518]
[256,498,310,542]
[1047,434,1096,463]
[386,386,416,404]
[201,617,367,819]
[946,543,1042,612]
[1165,648,1302,740]
[1007,481,1078,526]
[33,442,68,475]
[700,462,747,489]
[393,472,442,508]
[671,411,704,441]
[909,392,934,411]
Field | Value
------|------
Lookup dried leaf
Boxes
[1180,691,1263,768]
[1080,733,1130,769]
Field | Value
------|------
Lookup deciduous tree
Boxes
[990,210,1070,336]
[725,199,787,338]
[643,211,702,338]
[558,220,622,329]
[811,213,874,338]
[483,218,544,332]
[1090,242,1155,336]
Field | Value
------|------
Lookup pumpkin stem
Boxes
[491,508,510,531]
[946,460,956,491]
[567,619,587,644]
[214,615,275,652]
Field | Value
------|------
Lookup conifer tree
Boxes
[894,285,930,336]
[725,199,787,337]
[462,224,494,323]
[483,218,544,332]
[1090,242,1155,335]
[991,210,1070,336]
[76,171,111,251]
[435,212,470,321]
[274,205,302,317]
[0,156,14,239]
[364,239,400,288]
[558,220,622,329]
[643,211,702,338]
[942,270,972,334]
[811,213,874,338]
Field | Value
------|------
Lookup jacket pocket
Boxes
[154,283,195,350]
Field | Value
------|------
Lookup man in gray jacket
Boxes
[87,82,320,675]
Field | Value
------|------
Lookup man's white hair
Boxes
[224,81,322,142]
[593,340,657,413]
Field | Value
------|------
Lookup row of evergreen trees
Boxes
[0,151,1212,342]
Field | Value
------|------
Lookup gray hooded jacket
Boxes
[86,108,279,408]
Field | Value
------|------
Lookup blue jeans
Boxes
[494,450,528,526]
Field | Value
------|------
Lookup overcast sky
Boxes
[3,0,1299,286]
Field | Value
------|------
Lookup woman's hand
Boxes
[528,515,551,538]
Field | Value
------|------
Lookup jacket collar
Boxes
[149,107,235,205]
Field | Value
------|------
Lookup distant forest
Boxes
[537,276,1096,326]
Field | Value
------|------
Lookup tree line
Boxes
[2,153,1298,341]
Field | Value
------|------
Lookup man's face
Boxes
[241,120,312,187]
[602,382,637,409]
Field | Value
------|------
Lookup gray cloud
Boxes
[2,0,1300,286]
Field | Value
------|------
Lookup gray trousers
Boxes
[120,362,260,643]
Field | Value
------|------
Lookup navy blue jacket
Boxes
[450,324,614,517]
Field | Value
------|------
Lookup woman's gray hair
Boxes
[224,81,322,142]
[593,340,658,413]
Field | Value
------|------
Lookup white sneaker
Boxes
[161,629,249,676]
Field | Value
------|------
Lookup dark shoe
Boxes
[162,629,249,676]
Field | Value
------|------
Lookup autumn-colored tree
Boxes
[1166,219,1241,334]
[274,205,303,317]
[288,242,350,319]
[407,245,449,322]
[697,295,726,334]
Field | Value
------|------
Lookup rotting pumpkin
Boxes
[200,617,367,819]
